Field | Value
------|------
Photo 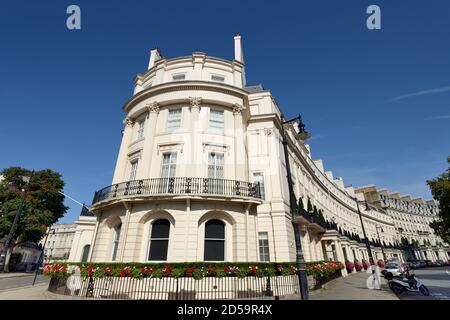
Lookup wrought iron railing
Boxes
[92,177,262,205]
[48,275,298,300]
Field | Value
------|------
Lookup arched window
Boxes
[111,223,122,261]
[204,219,225,261]
[81,245,90,262]
[148,219,170,260]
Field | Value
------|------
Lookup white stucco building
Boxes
[41,223,77,263]
[355,185,449,262]
[68,35,448,269]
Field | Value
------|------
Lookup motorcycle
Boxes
[384,269,430,296]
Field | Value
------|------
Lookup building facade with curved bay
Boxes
[69,35,449,269]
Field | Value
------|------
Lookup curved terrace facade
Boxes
[72,35,449,270]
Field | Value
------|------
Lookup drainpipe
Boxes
[87,211,101,262]
[120,202,132,262]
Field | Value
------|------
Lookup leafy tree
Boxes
[307,198,313,213]
[0,167,68,271]
[427,157,450,244]
[298,197,304,211]
[318,209,325,224]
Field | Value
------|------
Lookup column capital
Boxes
[232,103,245,115]
[189,97,202,110]
[146,101,160,114]
[123,117,134,127]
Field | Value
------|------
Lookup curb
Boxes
[0,273,35,279]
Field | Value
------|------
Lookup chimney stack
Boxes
[234,33,244,63]
[148,47,163,70]
[234,33,246,86]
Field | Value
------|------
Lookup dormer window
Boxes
[172,74,186,81]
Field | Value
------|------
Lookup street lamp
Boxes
[281,114,309,300]
[33,228,55,286]
[376,225,387,261]
[0,171,34,272]
[355,199,377,279]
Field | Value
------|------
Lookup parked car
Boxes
[434,260,444,266]
[424,260,434,267]
[382,262,405,277]
[407,260,424,269]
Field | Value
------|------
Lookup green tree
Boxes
[307,198,313,213]
[427,157,450,244]
[0,167,68,272]
[298,197,304,211]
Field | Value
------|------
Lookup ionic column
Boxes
[334,240,347,276]
[233,103,247,182]
[308,229,317,261]
[141,102,160,178]
[190,97,201,177]
[112,118,135,184]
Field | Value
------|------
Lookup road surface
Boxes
[398,267,450,300]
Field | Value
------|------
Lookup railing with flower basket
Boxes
[92,177,262,205]
[44,261,343,300]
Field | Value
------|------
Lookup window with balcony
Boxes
[148,219,170,261]
[204,219,225,261]
[129,160,138,181]
[160,152,177,192]
[208,152,224,194]
[209,109,224,133]
[252,172,266,200]
[258,232,270,262]
[166,108,182,131]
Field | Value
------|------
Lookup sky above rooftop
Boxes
[1,0,449,223]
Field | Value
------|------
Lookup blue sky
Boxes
[1,1,449,223]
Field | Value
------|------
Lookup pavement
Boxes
[0,274,90,300]
[309,269,399,300]
[0,272,34,278]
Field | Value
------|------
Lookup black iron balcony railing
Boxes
[92,177,262,205]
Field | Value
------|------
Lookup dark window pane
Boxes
[81,245,90,262]
[148,240,169,260]
[204,240,225,261]
[151,219,170,238]
[205,219,225,239]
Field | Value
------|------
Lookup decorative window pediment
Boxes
[157,142,184,154]
[202,142,229,155]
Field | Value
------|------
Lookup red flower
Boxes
[86,266,97,277]
[104,266,113,275]
[119,267,133,277]
[140,267,153,277]
[184,267,195,277]
[207,265,217,275]
[162,265,173,277]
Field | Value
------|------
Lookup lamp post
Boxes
[0,171,34,272]
[355,199,377,279]
[33,228,55,286]
[376,225,387,261]
[280,114,309,300]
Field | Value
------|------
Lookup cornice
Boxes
[123,81,249,112]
